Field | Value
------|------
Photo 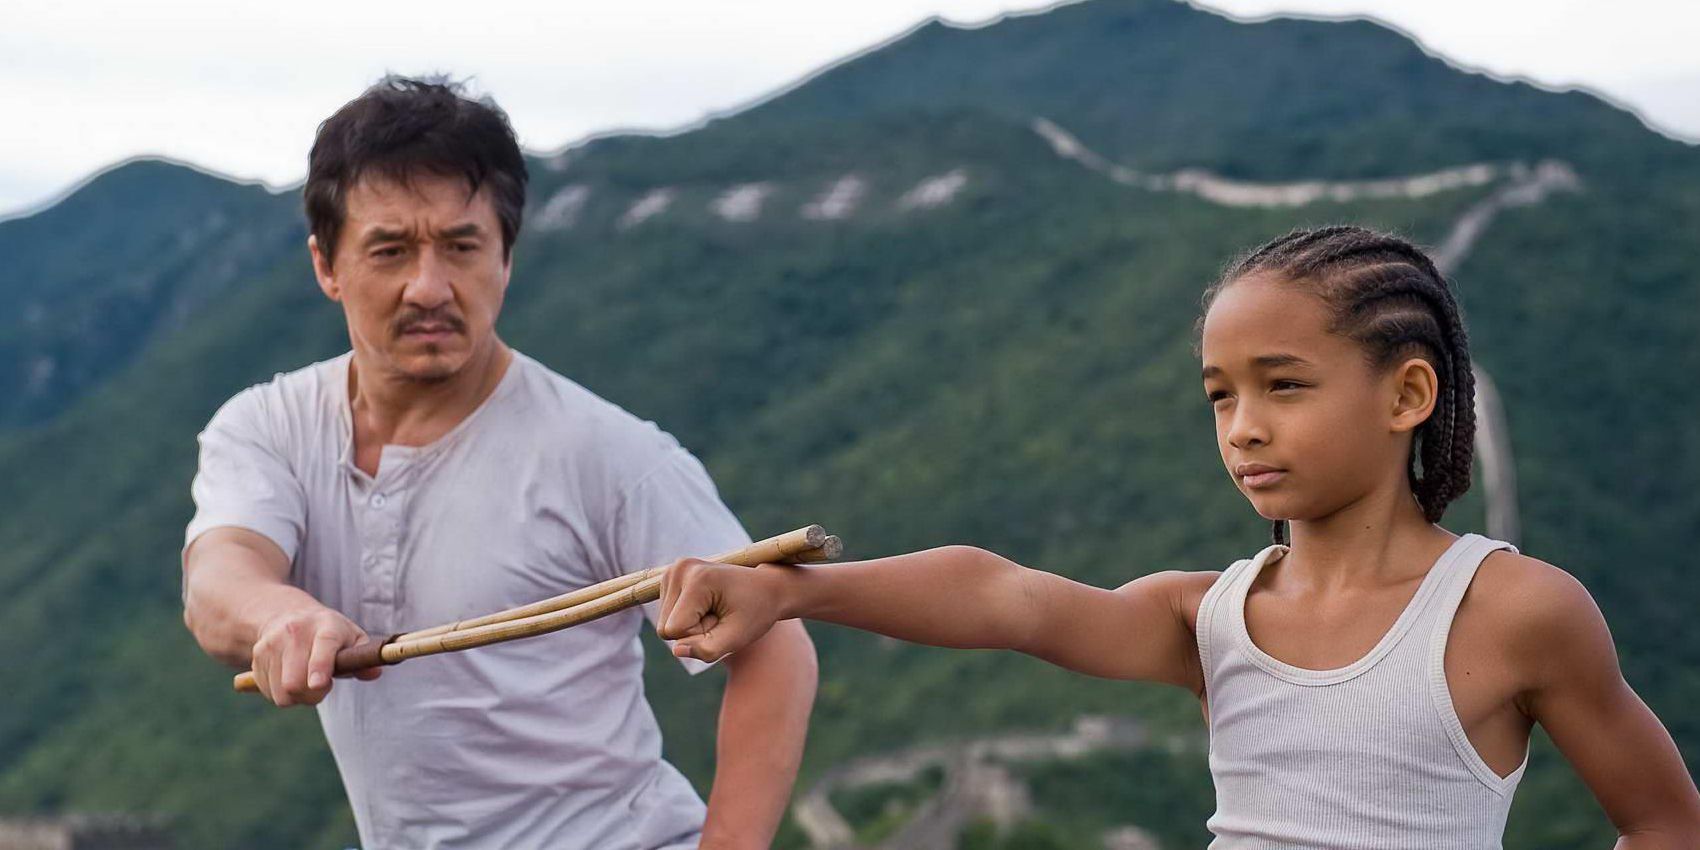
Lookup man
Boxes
[180,76,817,850]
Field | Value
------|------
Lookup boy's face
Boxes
[309,172,511,384]
[1199,273,1421,525]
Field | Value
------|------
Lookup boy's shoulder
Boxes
[1133,568,1228,633]
[1460,548,1612,673]
[1470,548,1600,625]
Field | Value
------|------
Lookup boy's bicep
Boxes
[1530,580,1700,832]
[1022,569,1212,690]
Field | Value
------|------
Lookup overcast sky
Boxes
[5,0,1697,219]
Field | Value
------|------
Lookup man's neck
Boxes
[348,339,514,449]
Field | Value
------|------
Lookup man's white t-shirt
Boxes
[185,349,749,850]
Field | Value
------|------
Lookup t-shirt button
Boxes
[371,493,387,509]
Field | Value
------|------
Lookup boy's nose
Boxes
[1227,410,1269,449]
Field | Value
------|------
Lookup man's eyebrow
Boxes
[359,226,409,247]
[438,222,485,239]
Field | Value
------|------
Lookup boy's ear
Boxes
[1389,357,1440,433]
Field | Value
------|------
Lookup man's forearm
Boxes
[700,619,817,850]
[182,531,315,666]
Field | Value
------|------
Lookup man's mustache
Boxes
[393,309,467,336]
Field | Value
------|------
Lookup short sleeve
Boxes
[610,447,751,674]
[183,387,308,575]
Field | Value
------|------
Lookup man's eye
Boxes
[371,246,403,259]
[452,242,478,253]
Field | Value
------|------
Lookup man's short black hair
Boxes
[305,75,528,267]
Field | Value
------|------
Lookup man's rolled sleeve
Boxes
[183,387,308,574]
[610,446,752,675]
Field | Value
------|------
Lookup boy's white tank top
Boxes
[1195,532,1527,849]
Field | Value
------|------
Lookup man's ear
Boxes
[1389,357,1440,434]
[308,235,340,302]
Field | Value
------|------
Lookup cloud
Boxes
[4,0,1697,216]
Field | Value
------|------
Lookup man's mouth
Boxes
[401,323,460,339]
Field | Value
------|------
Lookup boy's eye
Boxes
[1270,380,1305,392]
[1206,390,1231,404]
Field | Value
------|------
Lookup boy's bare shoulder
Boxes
[1141,568,1226,589]
[1130,569,1226,631]
[1462,548,1611,660]
[1469,549,1599,616]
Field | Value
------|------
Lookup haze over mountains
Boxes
[2,1,1695,847]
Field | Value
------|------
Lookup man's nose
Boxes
[402,245,454,309]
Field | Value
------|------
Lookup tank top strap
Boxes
[1197,544,1286,682]
[1425,533,1526,793]
[1424,534,1520,633]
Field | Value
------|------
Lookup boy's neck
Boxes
[1282,482,1456,591]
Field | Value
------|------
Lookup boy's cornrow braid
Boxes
[1437,291,1477,513]
[1301,241,1474,520]
[1207,230,1306,314]
[1251,232,1339,278]
[1294,225,1375,248]
[1228,229,1321,282]
[1203,228,1346,326]
[1338,266,1458,519]
[1394,281,1462,516]
[1288,231,1393,274]
[1380,240,1477,517]
[1372,283,1457,512]
[1419,409,1452,519]
[1273,229,1364,272]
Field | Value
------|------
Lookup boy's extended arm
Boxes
[1514,566,1700,847]
[659,545,1215,691]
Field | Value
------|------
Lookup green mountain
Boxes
[2,1,1695,847]
[0,159,301,429]
[734,0,1677,181]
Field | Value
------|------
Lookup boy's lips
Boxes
[1235,463,1286,489]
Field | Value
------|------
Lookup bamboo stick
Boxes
[384,536,843,665]
[396,525,827,642]
[385,573,671,662]
[234,525,833,693]
[794,535,843,563]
